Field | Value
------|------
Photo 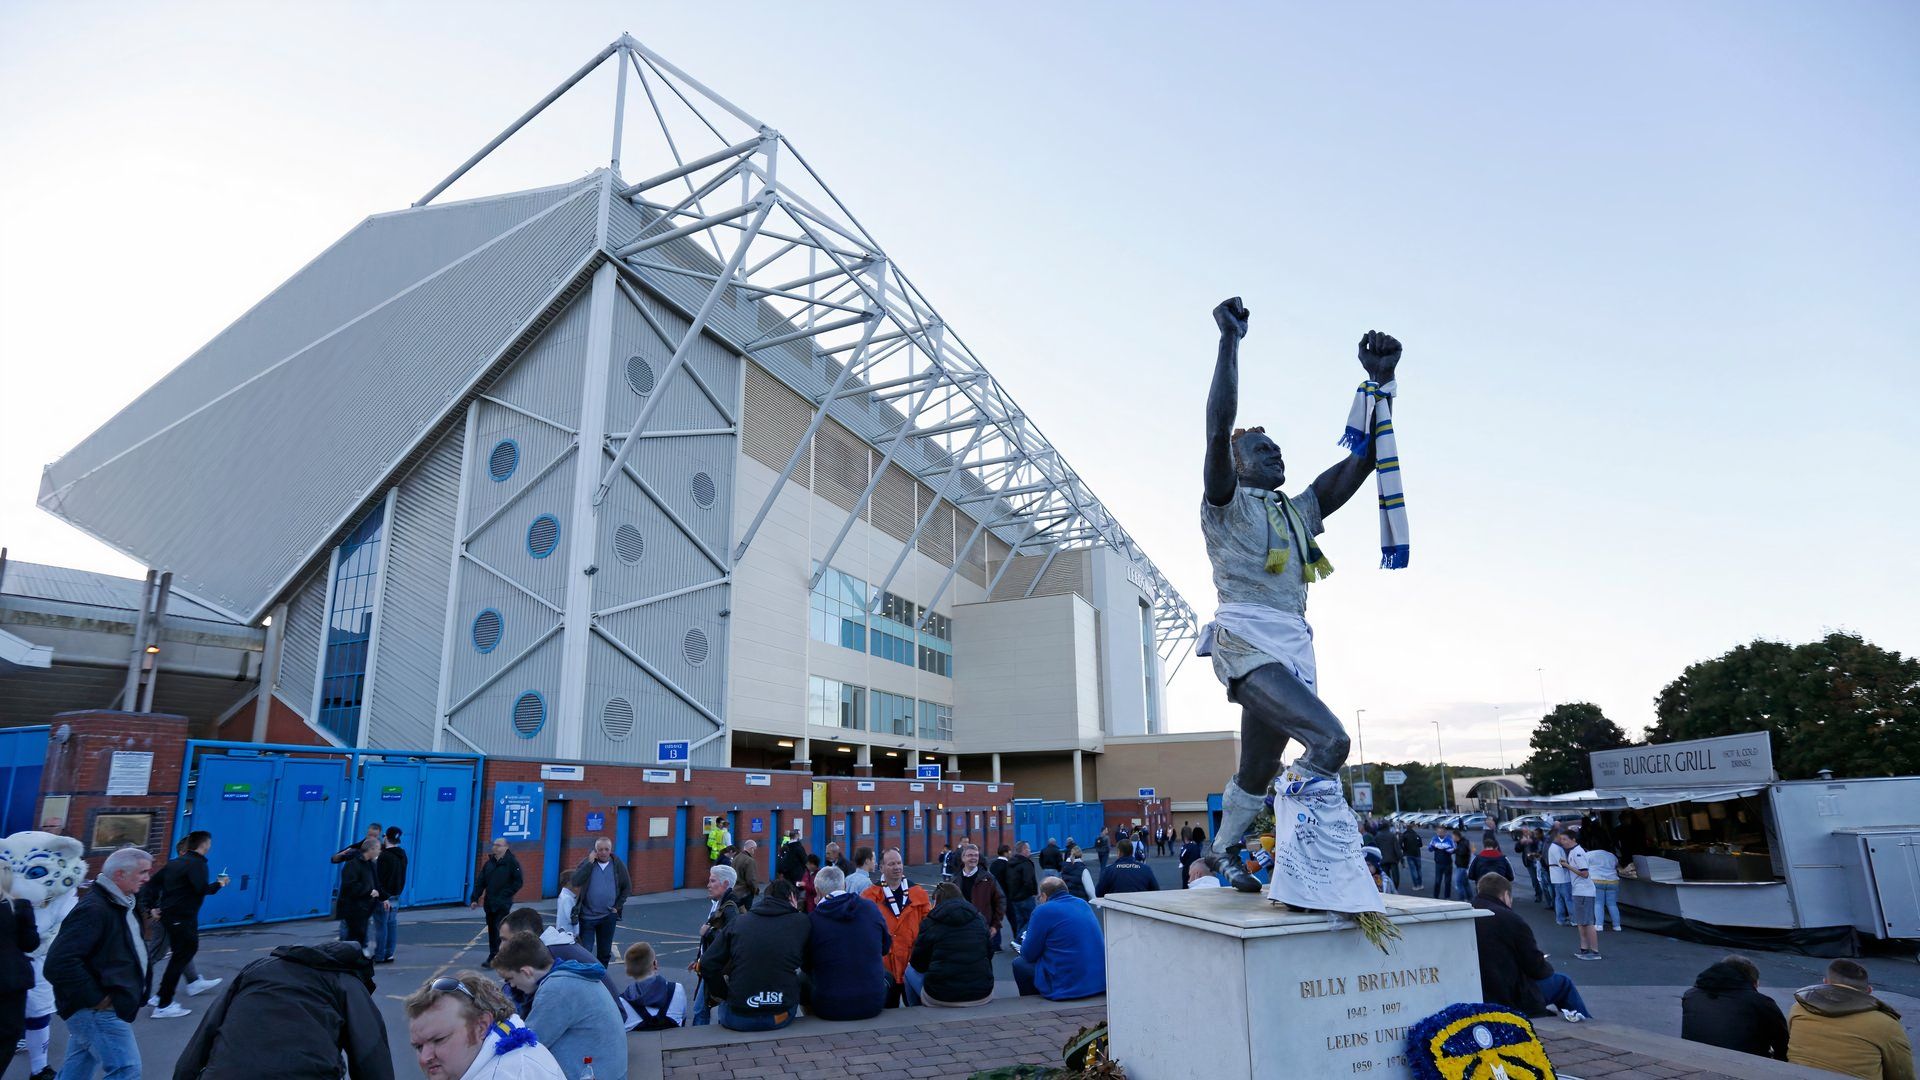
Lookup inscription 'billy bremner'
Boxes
[1303,967,1445,1055]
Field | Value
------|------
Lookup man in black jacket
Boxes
[689,864,744,1027]
[373,828,408,963]
[151,831,226,1018]
[1681,956,1789,1060]
[568,837,631,967]
[775,830,809,886]
[335,840,383,957]
[1038,840,1063,874]
[1470,873,1593,1023]
[171,942,391,1079]
[1004,842,1040,946]
[468,838,523,964]
[1096,844,1161,897]
[1399,825,1424,890]
[953,843,1007,950]
[46,848,152,1079]
[702,880,810,1032]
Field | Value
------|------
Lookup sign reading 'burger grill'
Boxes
[1588,731,1775,789]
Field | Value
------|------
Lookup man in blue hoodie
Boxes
[803,866,890,1020]
[1014,878,1105,1001]
[491,931,626,1080]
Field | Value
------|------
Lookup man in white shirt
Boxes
[1555,832,1600,960]
[1546,829,1573,926]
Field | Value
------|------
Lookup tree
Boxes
[1521,703,1630,795]
[1649,632,1920,780]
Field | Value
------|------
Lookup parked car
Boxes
[1501,814,1549,835]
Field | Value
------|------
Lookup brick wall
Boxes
[815,775,1015,863]
[1102,796,1173,846]
[40,710,190,874]
[210,692,331,747]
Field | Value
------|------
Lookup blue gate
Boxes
[0,727,49,836]
[177,741,481,927]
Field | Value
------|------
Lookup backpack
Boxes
[630,997,678,1031]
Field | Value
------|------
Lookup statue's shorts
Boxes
[1203,610,1318,699]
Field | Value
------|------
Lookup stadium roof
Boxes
[38,34,1198,662]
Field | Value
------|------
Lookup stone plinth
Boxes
[1100,890,1487,1080]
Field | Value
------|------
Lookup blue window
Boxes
[917,699,953,741]
[918,611,954,677]
[488,439,519,482]
[809,566,868,652]
[472,609,504,654]
[871,691,915,737]
[317,504,387,744]
[512,690,546,738]
[870,591,919,668]
[527,514,561,559]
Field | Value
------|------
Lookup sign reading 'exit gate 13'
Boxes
[1588,731,1775,789]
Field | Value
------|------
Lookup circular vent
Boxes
[512,691,545,738]
[527,514,561,559]
[602,697,635,741]
[626,355,655,397]
[488,440,519,482]
[613,524,645,564]
[690,471,717,509]
[471,609,504,654]
[683,627,710,666]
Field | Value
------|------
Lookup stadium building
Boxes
[27,36,1204,801]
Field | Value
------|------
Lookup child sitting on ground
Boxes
[619,941,687,1030]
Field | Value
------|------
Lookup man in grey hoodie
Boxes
[491,932,626,1080]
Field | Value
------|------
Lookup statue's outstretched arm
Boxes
[1311,330,1401,516]
[1205,298,1250,507]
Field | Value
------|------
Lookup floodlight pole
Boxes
[610,39,629,172]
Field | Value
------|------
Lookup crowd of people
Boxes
[14,814,1909,1080]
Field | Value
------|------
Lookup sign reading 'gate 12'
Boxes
[1588,731,1775,789]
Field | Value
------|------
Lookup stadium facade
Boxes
[33,36,1200,796]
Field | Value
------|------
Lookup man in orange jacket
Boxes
[860,848,931,1007]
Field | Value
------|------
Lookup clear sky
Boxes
[3,2,1915,769]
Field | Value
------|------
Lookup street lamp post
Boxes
[1493,704,1507,774]
[1433,720,1449,814]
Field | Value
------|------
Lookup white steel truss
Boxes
[415,33,1199,662]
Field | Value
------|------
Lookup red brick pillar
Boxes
[39,710,190,876]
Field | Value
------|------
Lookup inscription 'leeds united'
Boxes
[1300,967,1442,1000]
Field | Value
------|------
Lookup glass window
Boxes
[917,699,953,741]
[317,503,387,744]
[871,691,915,737]
[808,676,865,729]
[916,611,953,677]
[809,566,869,653]
[1140,599,1161,734]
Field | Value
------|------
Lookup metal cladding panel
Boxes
[603,434,733,573]
[464,445,575,611]
[596,590,725,716]
[483,288,592,434]
[870,468,916,543]
[448,570,561,705]
[39,186,601,620]
[0,562,238,624]
[275,570,329,716]
[741,363,812,487]
[955,508,988,586]
[46,179,595,490]
[916,501,956,566]
[589,464,723,611]
[366,429,461,751]
[448,626,562,757]
[470,402,576,530]
[582,636,719,765]
[813,420,869,515]
[603,285,735,437]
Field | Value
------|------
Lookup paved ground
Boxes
[47,854,1920,1076]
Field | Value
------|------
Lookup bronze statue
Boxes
[1201,297,1401,893]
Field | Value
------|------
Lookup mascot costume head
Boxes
[2,830,87,956]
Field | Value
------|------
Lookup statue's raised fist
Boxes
[1214,297,1251,339]
[1357,330,1402,382]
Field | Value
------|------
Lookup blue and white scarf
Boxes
[1339,380,1408,569]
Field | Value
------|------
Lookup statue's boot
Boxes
[1211,780,1267,893]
